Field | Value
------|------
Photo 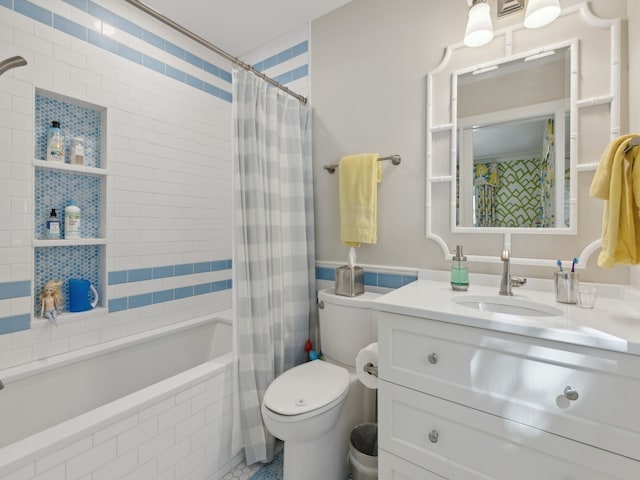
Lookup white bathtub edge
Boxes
[0,310,233,385]
[0,351,235,477]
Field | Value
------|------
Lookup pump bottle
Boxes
[46,208,61,239]
[64,200,81,239]
[451,245,469,291]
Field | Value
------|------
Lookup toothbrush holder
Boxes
[554,271,579,304]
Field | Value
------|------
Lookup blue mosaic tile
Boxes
[34,245,102,314]
[249,450,283,480]
[34,170,101,240]
[35,94,102,167]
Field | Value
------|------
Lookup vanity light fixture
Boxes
[464,0,494,48]
[524,0,561,29]
[464,0,561,47]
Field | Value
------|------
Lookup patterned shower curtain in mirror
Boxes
[232,67,316,465]
[539,118,555,227]
[474,162,499,226]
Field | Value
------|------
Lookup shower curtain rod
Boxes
[123,0,308,105]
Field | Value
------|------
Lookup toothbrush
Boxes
[556,260,563,272]
[571,257,579,272]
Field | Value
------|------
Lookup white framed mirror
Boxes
[426,2,622,267]
[454,45,574,231]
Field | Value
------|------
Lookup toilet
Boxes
[261,288,380,480]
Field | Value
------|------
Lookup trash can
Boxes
[348,423,378,480]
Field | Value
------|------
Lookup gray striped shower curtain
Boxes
[232,67,316,465]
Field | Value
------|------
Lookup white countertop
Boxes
[373,271,640,356]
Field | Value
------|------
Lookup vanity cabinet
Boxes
[377,311,640,479]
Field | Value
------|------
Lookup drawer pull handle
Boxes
[428,430,439,443]
[563,386,579,401]
[428,353,438,364]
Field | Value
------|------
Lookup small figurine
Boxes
[40,279,63,326]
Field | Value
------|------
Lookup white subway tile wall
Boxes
[0,0,311,369]
[0,361,235,480]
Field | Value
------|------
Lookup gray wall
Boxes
[311,0,633,283]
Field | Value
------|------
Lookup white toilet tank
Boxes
[317,288,380,367]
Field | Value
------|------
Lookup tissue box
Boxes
[335,265,364,297]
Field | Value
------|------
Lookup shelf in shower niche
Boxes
[34,238,107,247]
[31,306,108,326]
[34,159,108,177]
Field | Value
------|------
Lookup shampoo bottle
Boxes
[64,200,81,239]
[45,208,61,239]
[47,121,65,162]
[451,245,469,291]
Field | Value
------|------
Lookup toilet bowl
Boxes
[261,288,380,480]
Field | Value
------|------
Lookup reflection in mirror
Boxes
[455,46,571,229]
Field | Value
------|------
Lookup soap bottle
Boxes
[451,245,469,291]
[47,121,65,162]
[64,200,81,239]
[45,208,61,239]
[70,137,85,165]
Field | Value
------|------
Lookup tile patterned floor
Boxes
[223,443,283,480]
[222,461,262,480]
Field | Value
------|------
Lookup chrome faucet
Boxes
[499,249,526,295]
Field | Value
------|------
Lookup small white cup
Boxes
[577,286,597,309]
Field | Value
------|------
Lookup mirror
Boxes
[455,47,571,229]
[425,3,623,267]
[451,44,577,236]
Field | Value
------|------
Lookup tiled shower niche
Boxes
[33,90,107,318]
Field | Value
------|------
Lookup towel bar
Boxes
[323,154,401,174]
[625,136,640,154]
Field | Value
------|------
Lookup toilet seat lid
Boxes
[263,360,349,416]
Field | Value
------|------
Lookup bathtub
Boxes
[0,311,241,479]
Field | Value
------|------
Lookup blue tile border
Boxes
[109,259,231,285]
[3,0,233,102]
[254,41,308,73]
[109,279,231,313]
[0,314,31,335]
[316,266,417,289]
[106,259,233,313]
[0,280,31,300]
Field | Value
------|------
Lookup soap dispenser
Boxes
[451,245,469,291]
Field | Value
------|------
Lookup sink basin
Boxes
[452,295,563,317]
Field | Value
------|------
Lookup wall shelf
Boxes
[33,89,108,317]
[34,159,108,177]
[34,238,107,247]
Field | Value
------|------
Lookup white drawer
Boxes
[379,380,640,480]
[378,312,640,460]
[379,450,448,480]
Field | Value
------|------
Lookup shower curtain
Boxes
[539,118,555,227]
[231,67,316,465]
[473,162,499,226]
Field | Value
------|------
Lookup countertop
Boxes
[373,271,640,356]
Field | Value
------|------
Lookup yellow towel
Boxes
[589,135,640,268]
[339,153,381,247]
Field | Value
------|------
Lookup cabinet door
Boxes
[378,312,640,460]
[379,380,640,480]
[379,451,449,480]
